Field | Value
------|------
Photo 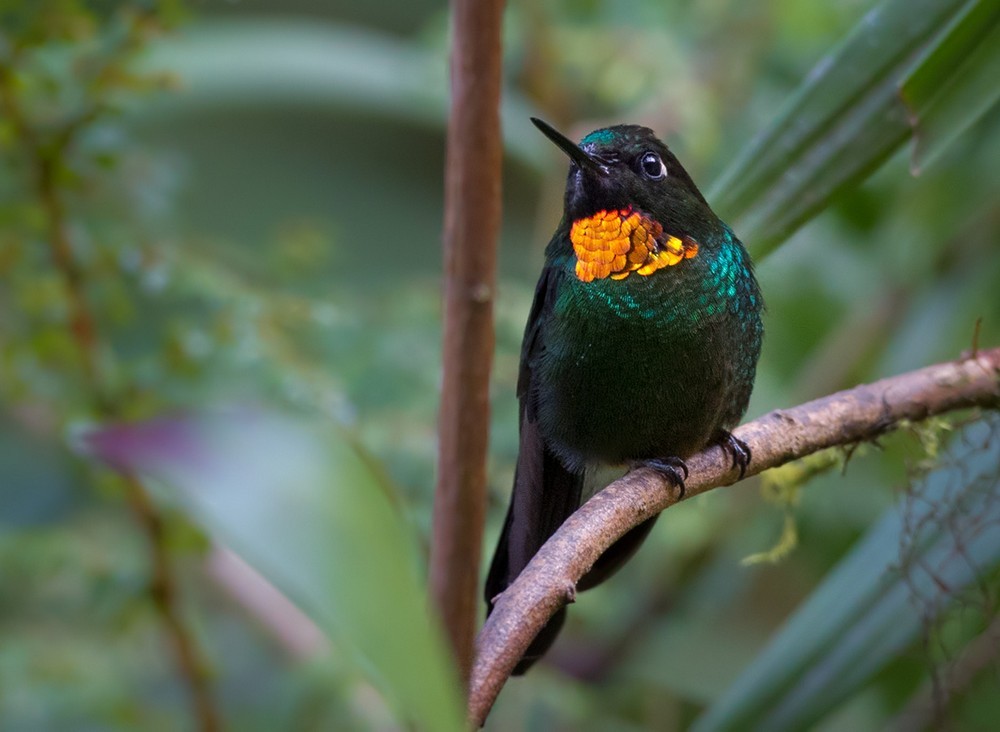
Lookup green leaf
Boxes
[135,21,445,122]
[709,0,995,257]
[692,418,1000,732]
[131,19,543,165]
[898,0,1000,173]
[79,410,465,732]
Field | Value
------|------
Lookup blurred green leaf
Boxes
[79,410,464,732]
[133,19,543,165]
[899,0,1000,173]
[137,21,445,120]
[710,0,996,256]
[692,418,1000,732]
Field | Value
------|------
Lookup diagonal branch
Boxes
[469,347,1000,726]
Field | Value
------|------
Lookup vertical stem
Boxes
[430,0,506,687]
[36,156,111,409]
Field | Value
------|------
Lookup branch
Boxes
[121,473,220,732]
[469,348,1000,725]
[429,0,506,686]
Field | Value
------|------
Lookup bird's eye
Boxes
[639,152,667,180]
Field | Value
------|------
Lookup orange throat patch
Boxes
[569,208,698,283]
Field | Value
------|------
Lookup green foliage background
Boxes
[1,0,998,730]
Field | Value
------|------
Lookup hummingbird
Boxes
[485,118,764,674]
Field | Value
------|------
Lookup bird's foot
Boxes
[641,456,689,499]
[715,429,751,479]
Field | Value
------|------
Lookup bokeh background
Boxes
[1,0,998,730]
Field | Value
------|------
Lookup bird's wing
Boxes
[484,262,582,673]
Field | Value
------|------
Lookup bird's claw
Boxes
[642,456,689,499]
[716,430,751,479]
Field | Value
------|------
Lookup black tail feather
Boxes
[485,418,583,674]
[485,416,662,673]
[577,515,659,592]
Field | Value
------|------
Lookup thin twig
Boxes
[888,611,1000,732]
[121,473,220,732]
[2,67,221,732]
[429,0,506,687]
[470,348,1000,725]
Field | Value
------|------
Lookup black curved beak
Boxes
[531,117,608,176]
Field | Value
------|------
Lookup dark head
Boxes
[532,118,717,238]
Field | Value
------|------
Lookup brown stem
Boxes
[36,156,113,406]
[122,473,221,732]
[429,0,506,687]
[469,348,1000,725]
[2,68,221,732]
